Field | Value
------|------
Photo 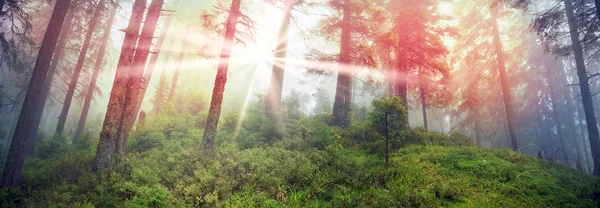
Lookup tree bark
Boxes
[0,0,72,188]
[265,0,293,113]
[491,8,519,151]
[564,0,600,176]
[93,0,145,171]
[545,64,570,165]
[133,4,177,126]
[395,33,409,129]
[55,0,104,136]
[28,10,75,155]
[120,0,165,150]
[201,0,241,153]
[331,0,352,127]
[418,67,428,130]
[73,2,118,144]
[474,116,482,146]
[167,35,187,103]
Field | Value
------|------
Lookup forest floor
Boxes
[2,113,600,207]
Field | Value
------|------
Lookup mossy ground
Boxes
[1,112,599,207]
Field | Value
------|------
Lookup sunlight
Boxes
[438,2,453,15]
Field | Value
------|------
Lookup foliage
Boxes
[4,99,599,207]
[368,96,407,136]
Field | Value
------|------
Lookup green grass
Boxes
[1,111,599,207]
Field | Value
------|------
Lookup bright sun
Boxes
[438,2,453,15]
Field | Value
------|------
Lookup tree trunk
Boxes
[556,59,589,172]
[28,10,75,155]
[73,2,118,144]
[474,115,482,146]
[133,4,176,125]
[395,33,409,129]
[167,35,187,103]
[0,0,72,188]
[120,0,165,150]
[418,67,428,130]
[201,0,241,153]
[564,0,600,176]
[93,0,145,172]
[153,54,170,114]
[55,0,104,136]
[265,0,293,113]
[331,0,352,127]
[491,8,519,151]
[545,65,570,165]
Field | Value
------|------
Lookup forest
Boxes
[2,0,600,207]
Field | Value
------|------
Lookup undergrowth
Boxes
[1,98,599,207]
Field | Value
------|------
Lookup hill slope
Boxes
[3,130,599,207]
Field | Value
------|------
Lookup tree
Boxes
[73,2,118,144]
[384,0,452,130]
[490,5,519,151]
[55,0,105,136]
[368,96,406,167]
[264,0,294,113]
[313,88,332,115]
[152,55,172,115]
[133,2,178,125]
[563,0,600,176]
[202,0,242,153]
[0,0,72,188]
[167,34,187,103]
[93,0,145,171]
[27,8,75,155]
[330,0,352,127]
[121,0,165,149]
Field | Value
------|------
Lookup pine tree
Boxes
[73,2,118,144]
[1,0,72,188]
[55,0,105,135]
[202,0,242,153]
[93,0,145,171]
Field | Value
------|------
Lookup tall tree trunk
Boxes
[28,10,75,155]
[120,0,165,150]
[167,35,187,103]
[265,0,293,113]
[0,0,72,188]
[418,67,428,130]
[577,103,594,171]
[491,8,519,151]
[556,59,589,172]
[395,32,409,129]
[331,0,352,127]
[73,2,118,144]
[545,65,570,165]
[93,0,145,172]
[201,0,241,153]
[474,115,482,146]
[564,0,600,176]
[55,0,104,135]
[133,4,177,125]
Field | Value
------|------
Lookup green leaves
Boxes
[367,96,407,132]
